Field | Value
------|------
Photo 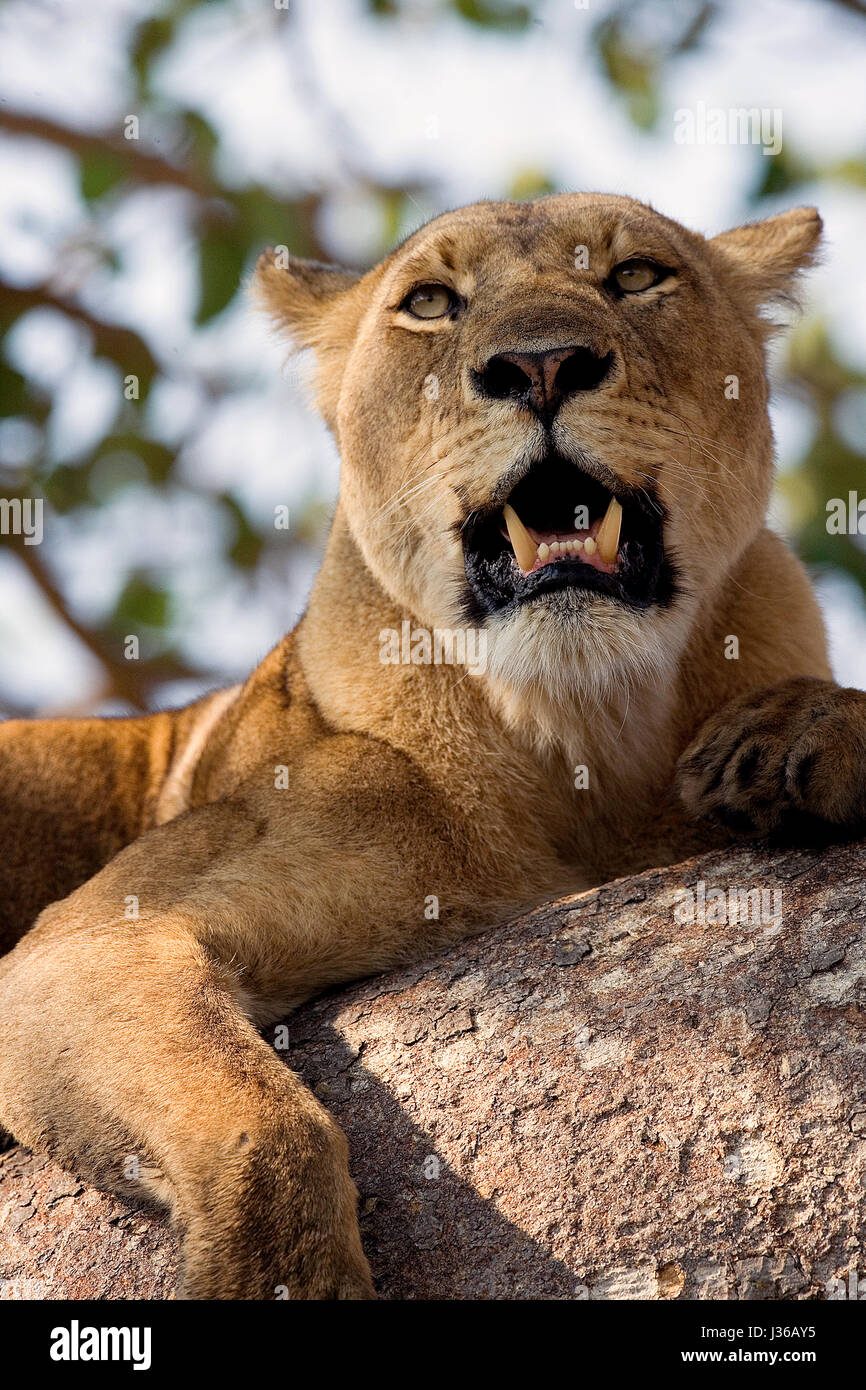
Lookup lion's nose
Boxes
[473,346,613,420]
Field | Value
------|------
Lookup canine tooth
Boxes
[596,497,622,564]
[503,504,537,573]
[583,536,597,556]
[537,542,550,561]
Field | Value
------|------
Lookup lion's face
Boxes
[256,193,821,703]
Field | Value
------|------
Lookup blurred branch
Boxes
[4,525,191,711]
[0,0,862,721]
[0,284,158,383]
[277,6,430,244]
[0,108,215,199]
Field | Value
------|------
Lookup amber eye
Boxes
[403,283,456,319]
[611,259,666,293]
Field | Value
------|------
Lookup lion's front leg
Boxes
[0,732,480,1299]
[677,676,866,837]
[0,910,374,1300]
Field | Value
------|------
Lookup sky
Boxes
[1,0,865,709]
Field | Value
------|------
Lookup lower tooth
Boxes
[584,536,597,556]
[537,542,550,561]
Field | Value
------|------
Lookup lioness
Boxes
[1,193,865,1300]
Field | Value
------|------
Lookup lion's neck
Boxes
[298,507,681,800]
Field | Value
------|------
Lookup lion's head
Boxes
[255,193,821,707]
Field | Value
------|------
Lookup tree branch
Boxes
[3,836,865,1298]
[6,531,192,712]
[0,108,215,200]
[0,285,158,383]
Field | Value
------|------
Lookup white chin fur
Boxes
[482,588,678,707]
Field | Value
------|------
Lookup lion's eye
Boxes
[610,259,666,294]
[403,284,456,319]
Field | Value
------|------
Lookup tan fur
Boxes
[2,194,863,1299]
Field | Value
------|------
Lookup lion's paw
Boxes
[677,677,866,836]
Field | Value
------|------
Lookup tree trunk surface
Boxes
[2,839,865,1301]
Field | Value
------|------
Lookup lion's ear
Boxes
[709,207,823,319]
[252,249,362,349]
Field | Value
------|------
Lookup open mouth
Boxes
[461,450,674,618]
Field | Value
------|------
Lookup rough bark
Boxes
[2,839,865,1301]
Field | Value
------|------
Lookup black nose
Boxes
[473,345,613,419]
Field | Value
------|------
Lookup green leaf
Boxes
[0,362,29,415]
[509,168,556,200]
[828,156,866,191]
[131,16,176,98]
[594,16,659,130]
[43,462,94,514]
[196,221,245,324]
[451,0,532,31]
[79,150,126,202]
[753,146,813,201]
[230,189,312,255]
[93,434,176,486]
[379,188,406,250]
[179,108,219,180]
[112,573,171,631]
[221,494,264,570]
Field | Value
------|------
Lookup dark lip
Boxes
[459,449,677,620]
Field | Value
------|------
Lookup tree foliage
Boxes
[0,0,863,714]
